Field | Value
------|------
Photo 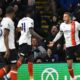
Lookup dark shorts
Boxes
[0,49,18,65]
[18,43,33,62]
[66,44,80,60]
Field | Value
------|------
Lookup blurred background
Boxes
[0,0,80,64]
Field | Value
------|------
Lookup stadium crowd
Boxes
[0,0,80,64]
[0,0,80,80]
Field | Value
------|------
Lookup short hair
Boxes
[32,36,38,40]
[6,6,14,14]
[26,8,33,14]
[64,12,72,17]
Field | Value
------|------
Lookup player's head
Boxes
[63,12,72,23]
[6,6,15,18]
[26,8,33,17]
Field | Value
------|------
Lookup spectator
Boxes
[31,37,47,63]
[48,0,57,14]
[28,0,35,7]
[46,25,65,62]
[52,15,58,25]
[36,58,42,63]
[13,4,19,12]
[44,15,59,32]
[47,25,59,41]
[44,48,60,63]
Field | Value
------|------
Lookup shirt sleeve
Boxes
[53,31,63,42]
[76,21,80,30]
[60,23,63,32]
[17,20,21,28]
[2,19,10,30]
[28,20,34,28]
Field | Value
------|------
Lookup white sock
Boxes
[6,72,10,79]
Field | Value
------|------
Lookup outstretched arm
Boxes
[48,31,63,47]
[29,28,43,40]
[53,31,63,43]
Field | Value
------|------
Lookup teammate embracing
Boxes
[48,12,80,80]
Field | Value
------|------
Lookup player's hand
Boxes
[47,41,54,47]
[4,49,10,59]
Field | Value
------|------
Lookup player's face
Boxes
[63,14,70,23]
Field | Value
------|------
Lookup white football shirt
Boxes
[0,22,6,52]
[17,17,34,45]
[60,21,80,47]
[0,17,15,52]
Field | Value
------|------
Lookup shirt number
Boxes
[0,24,2,37]
[21,23,26,32]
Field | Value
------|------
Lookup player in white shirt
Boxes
[17,8,43,80]
[0,6,18,80]
[48,12,80,80]
[17,16,34,46]
[0,23,6,52]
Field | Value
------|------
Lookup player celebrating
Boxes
[0,6,17,80]
[17,8,43,80]
[48,12,80,80]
